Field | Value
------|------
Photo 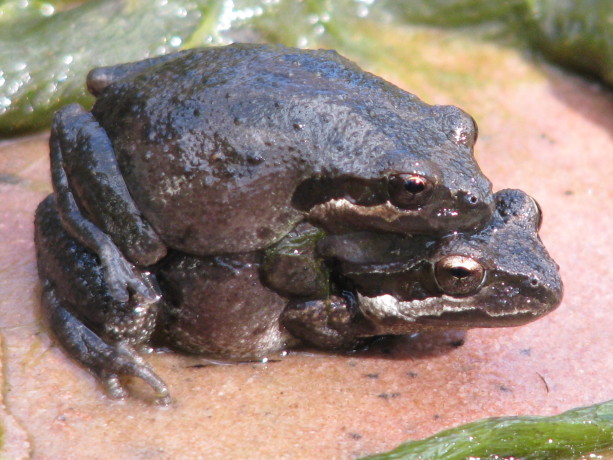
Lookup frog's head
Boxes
[354,189,563,334]
[303,105,494,236]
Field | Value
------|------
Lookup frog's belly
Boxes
[156,252,297,358]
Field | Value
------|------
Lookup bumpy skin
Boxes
[50,43,493,301]
[35,190,561,402]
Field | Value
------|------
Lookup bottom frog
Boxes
[34,189,562,403]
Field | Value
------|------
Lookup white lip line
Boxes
[356,293,541,322]
[309,197,472,224]
[310,198,420,221]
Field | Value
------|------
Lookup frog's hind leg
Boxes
[42,286,169,403]
[50,104,166,302]
[35,195,170,404]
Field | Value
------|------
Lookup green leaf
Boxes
[0,0,214,134]
[523,0,613,85]
[361,400,613,460]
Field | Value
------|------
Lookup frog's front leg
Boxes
[35,195,169,404]
[50,104,166,302]
[281,293,376,350]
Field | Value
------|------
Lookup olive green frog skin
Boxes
[34,189,561,403]
[49,43,493,304]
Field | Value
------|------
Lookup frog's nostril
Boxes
[460,192,480,207]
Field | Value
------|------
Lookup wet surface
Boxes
[1,40,612,458]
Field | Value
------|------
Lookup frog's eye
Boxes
[388,174,434,209]
[434,255,484,296]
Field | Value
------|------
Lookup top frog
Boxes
[50,43,493,302]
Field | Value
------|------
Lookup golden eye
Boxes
[388,174,434,209]
[434,255,485,296]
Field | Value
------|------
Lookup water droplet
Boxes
[6,81,21,96]
[307,14,319,25]
[62,55,73,65]
[169,36,182,47]
[154,46,169,55]
[356,5,369,17]
[39,3,54,16]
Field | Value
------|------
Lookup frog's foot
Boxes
[49,104,166,302]
[43,286,170,405]
[101,242,161,304]
[281,294,372,349]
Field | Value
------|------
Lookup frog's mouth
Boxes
[357,292,560,334]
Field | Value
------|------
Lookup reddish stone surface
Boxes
[0,40,611,458]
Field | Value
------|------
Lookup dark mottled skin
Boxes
[49,44,492,303]
[34,190,561,403]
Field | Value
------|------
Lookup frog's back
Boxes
[88,44,429,255]
[91,44,425,167]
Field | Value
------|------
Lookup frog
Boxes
[34,189,562,404]
[281,188,563,347]
[49,43,493,305]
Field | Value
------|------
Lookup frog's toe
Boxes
[102,375,129,400]
[101,367,169,405]
[106,343,170,403]
[102,245,160,304]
